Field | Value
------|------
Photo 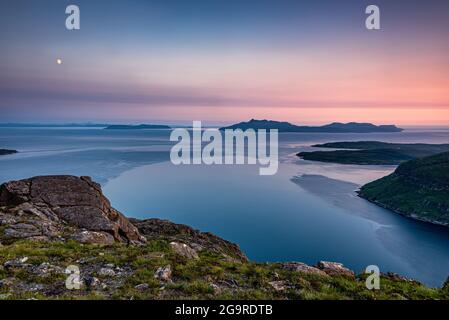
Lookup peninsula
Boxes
[297,141,449,165]
[358,152,449,227]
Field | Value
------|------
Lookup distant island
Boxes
[0,123,173,130]
[220,119,403,133]
[0,149,18,156]
[358,152,449,227]
[104,124,171,130]
[297,141,449,165]
[0,123,108,128]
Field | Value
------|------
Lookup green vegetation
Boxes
[359,152,449,226]
[297,141,449,165]
[0,240,448,300]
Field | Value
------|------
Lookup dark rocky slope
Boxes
[297,141,449,165]
[359,152,449,227]
[0,175,145,244]
[1,176,448,299]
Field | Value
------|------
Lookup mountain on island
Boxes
[104,124,171,130]
[220,119,403,133]
[358,152,449,227]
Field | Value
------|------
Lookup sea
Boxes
[1,126,448,287]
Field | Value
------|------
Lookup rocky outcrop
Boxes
[154,265,172,281]
[72,230,115,245]
[170,242,199,259]
[130,218,248,262]
[279,262,327,276]
[0,175,145,244]
[317,261,355,278]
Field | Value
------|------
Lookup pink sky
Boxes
[1,2,448,125]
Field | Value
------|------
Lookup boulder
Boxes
[384,272,421,285]
[170,242,199,259]
[84,276,101,288]
[268,280,289,292]
[4,257,29,270]
[3,223,43,239]
[280,262,327,276]
[316,261,355,278]
[0,176,145,244]
[33,262,64,277]
[154,265,172,281]
[72,231,115,245]
[98,267,116,277]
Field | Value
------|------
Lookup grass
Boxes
[359,152,449,225]
[0,240,448,300]
[297,142,449,165]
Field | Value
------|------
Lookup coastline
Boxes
[357,192,449,229]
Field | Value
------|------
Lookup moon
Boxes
[56,58,63,65]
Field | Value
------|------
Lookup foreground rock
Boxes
[131,218,247,262]
[154,265,172,281]
[170,242,199,259]
[279,262,327,276]
[0,175,145,244]
[317,261,355,278]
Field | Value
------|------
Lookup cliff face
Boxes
[0,175,145,244]
[0,176,447,299]
[359,152,449,226]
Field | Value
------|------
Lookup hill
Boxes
[297,141,449,165]
[358,152,449,227]
[220,120,403,133]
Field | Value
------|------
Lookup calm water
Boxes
[1,127,449,287]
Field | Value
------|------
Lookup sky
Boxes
[0,0,448,125]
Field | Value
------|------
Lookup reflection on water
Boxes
[1,127,449,286]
